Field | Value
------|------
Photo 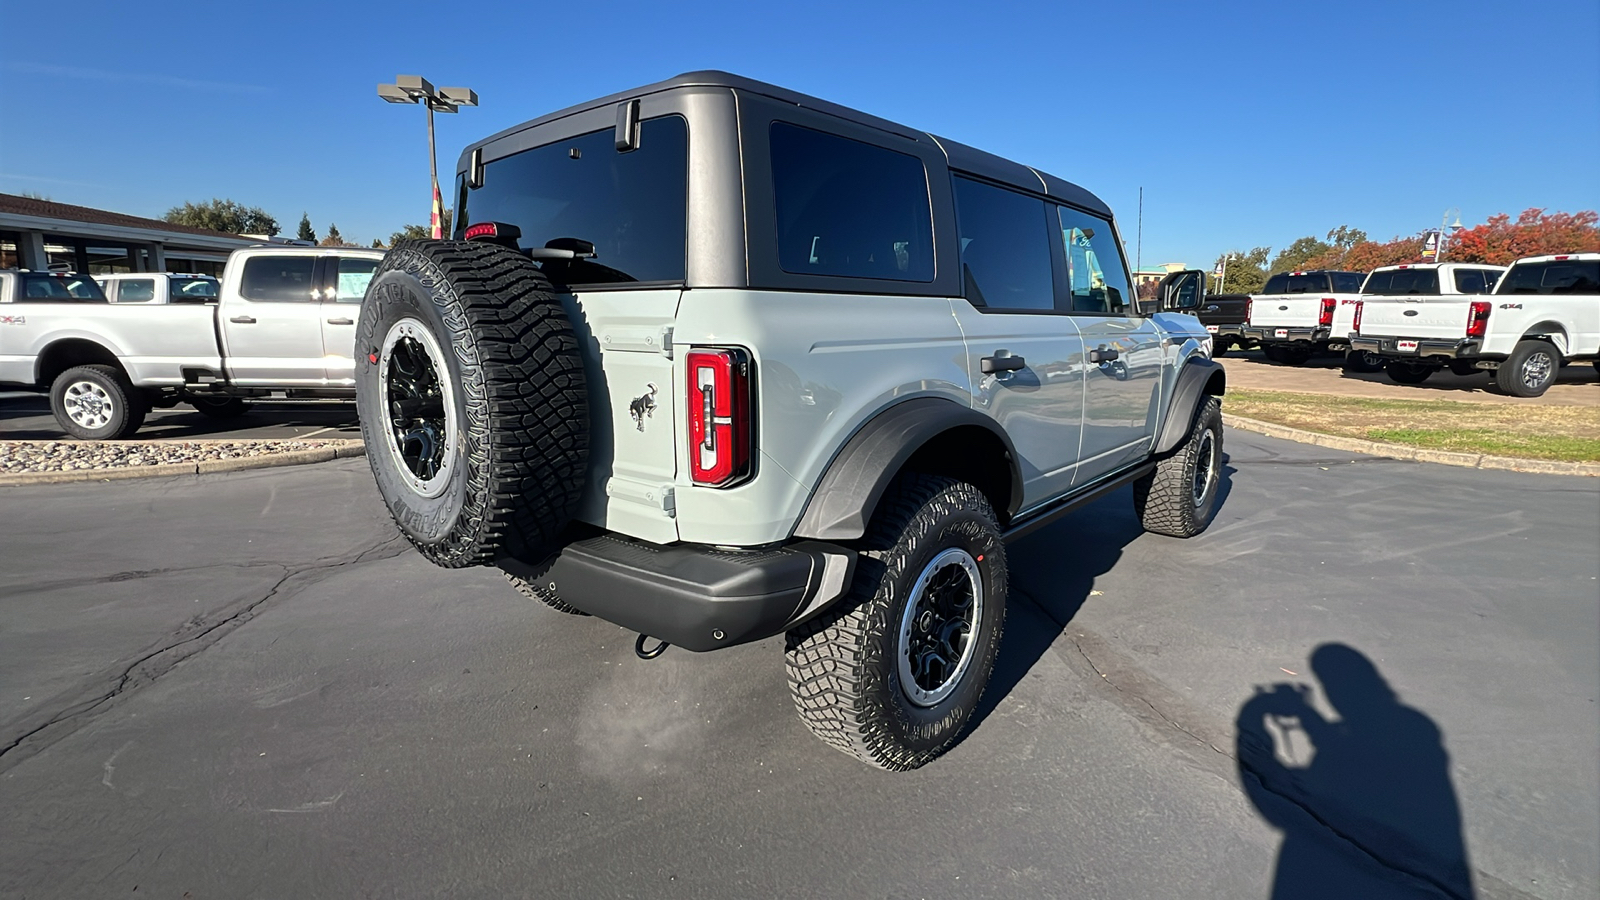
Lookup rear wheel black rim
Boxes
[378,319,457,497]
[897,548,983,707]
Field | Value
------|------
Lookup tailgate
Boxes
[566,288,681,545]
[1357,299,1470,340]
[1249,295,1321,328]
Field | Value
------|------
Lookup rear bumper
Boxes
[1348,336,1481,359]
[513,535,856,652]
[1242,326,1330,343]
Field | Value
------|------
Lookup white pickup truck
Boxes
[1240,269,1366,365]
[1349,253,1600,396]
[1342,262,1508,372]
[97,272,221,305]
[0,245,384,438]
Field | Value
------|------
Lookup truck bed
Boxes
[0,303,221,388]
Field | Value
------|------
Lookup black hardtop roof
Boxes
[463,70,1111,218]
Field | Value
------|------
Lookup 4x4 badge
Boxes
[629,383,658,432]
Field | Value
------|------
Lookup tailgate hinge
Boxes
[660,326,674,359]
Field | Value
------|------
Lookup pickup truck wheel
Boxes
[1211,339,1229,358]
[1495,340,1560,397]
[1133,396,1222,538]
[1447,359,1482,377]
[1344,350,1386,373]
[1385,362,1434,385]
[785,475,1006,771]
[50,364,146,440]
[1279,347,1314,366]
[192,397,248,418]
[356,241,589,568]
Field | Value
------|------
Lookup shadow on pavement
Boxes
[0,399,360,440]
[1236,643,1474,900]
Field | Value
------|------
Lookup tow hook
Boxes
[635,634,670,660]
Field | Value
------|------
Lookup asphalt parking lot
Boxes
[0,394,361,441]
[1,430,1595,899]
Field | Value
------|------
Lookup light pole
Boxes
[378,76,478,239]
[1437,208,1463,262]
[1217,254,1239,293]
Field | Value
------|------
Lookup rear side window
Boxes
[1262,273,1290,294]
[1332,273,1364,292]
[240,256,316,302]
[1453,269,1493,294]
[117,279,156,302]
[950,177,1053,310]
[461,116,688,286]
[18,274,106,302]
[335,258,379,302]
[1499,260,1600,295]
[1058,204,1133,314]
[771,122,934,282]
[1362,269,1440,295]
[171,277,219,302]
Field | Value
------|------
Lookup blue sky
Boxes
[3,0,1596,269]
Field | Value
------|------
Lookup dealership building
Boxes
[0,193,258,277]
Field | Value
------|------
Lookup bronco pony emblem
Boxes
[629,383,658,432]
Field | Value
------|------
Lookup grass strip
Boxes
[1225,389,1600,462]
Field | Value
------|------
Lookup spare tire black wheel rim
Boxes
[1193,428,1218,508]
[1521,350,1554,390]
[378,318,457,498]
[898,548,984,707]
[64,379,114,430]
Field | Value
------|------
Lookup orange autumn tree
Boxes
[1299,235,1429,271]
[1442,209,1600,266]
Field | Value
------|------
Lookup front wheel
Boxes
[785,475,1006,771]
[1344,350,1386,373]
[1133,396,1223,538]
[1495,340,1561,397]
[49,365,146,440]
[191,396,249,418]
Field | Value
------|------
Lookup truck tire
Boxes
[785,474,1006,771]
[1279,346,1314,366]
[356,240,589,569]
[192,397,249,418]
[1260,345,1285,363]
[49,364,147,440]
[503,568,589,616]
[1385,362,1433,385]
[1132,395,1222,538]
[1495,340,1561,397]
[1447,359,1481,377]
[1211,339,1228,358]
[1344,349,1385,373]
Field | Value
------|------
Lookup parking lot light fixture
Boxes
[377,75,479,239]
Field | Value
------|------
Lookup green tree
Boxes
[389,209,453,246]
[297,213,316,243]
[370,238,385,249]
[319,223,346,247]
[163,199,279,236]
[1269,236,1333,274]
[1213,246,1271,294]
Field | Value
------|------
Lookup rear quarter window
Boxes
[1332,273,1364,293]
[770,122,934,282]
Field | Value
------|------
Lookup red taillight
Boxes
[686,348,752,487]
[1467,301,1491,338]
[463,222,498,240]
[1319,297,1336,327]
[1353,300,1364,333]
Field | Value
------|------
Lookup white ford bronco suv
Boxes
[355,72,1226,770]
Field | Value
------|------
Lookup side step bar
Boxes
[1001,461,1155,544]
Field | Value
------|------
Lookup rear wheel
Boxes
[1133,396,1223,538]
[1385,362,1434,385]
[1343,350,1386,373]
[785,475,1006,771]
[49,364,146,440]
[1211,338,1229,358]
[1447,359,1481,377]
[1279,346,1314,366]
[191,396,248,418]
[356,240,589,568]
[1495,340,1560,397]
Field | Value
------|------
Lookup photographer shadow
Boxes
[1237,644,1474,899]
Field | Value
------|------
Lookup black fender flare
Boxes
[792,397,1023,541]
[1154,357,1226,456]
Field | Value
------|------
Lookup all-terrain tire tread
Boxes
[1133,396,1222,537]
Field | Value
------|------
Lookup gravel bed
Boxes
[0,440,358,474]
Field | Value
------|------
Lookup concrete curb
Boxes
[1223,414,1600,477]
[0,441,366,487]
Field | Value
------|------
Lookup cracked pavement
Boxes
[0,431,1594,899]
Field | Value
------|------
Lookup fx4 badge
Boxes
[0,315,25,325]
[629,383,658,432]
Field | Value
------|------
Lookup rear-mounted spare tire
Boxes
[355,240,589,568]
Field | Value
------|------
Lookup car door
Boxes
[945,175,1087,510]
[319,254,379,385]
[1057,204,1164,481]
[221,252,327,385]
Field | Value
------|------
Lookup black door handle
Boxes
[981,352,1026,374]
[1089,346,1120,363]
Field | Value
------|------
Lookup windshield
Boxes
[1262,273,1327,294]
[18,273,108,302]
[171,277,220,302]
[1362,269,1440,295]
[1499,260,1600,295]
